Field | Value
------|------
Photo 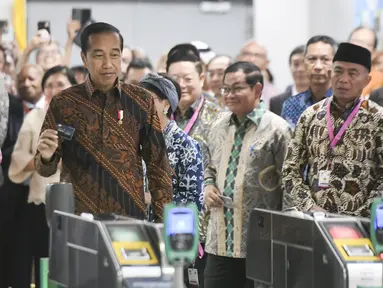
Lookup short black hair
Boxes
[224,61,264,87]
[289,45,305,64]
[80,22,124,54]
[41,65,77,89]
[71,65,89,76]
[126,58,153,75]
[349,26,378,50]
[166,43,203,74]
[305,35,338,55]
[207,55,233,69]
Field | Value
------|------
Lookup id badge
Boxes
[318,170,331,188]
[188,268,199,286]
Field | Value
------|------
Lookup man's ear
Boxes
[364,74,372,89]
[199,72,205,89]
[254,82,263,98]
[81,52,88,69]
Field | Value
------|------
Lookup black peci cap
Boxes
[333,42,371,71]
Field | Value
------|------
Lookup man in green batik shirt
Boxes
[203,61,292,288]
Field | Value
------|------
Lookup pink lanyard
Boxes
[326,99,362,150]
[171,95,205,135]
[198,243,204,259]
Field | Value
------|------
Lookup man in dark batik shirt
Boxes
[36,22,172,221]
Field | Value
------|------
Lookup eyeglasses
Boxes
[220,85,250,95]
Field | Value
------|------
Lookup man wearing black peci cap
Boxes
[282,42,383,218]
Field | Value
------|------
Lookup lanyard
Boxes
[326,99,362,150]
[171,95,205,135]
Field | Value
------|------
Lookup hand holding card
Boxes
[56,124,75,140]
[219,195,234,209]
[37,129,59,162]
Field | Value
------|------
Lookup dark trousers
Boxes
[204,253,254,288]
[0,184,29,288]
[12,202,50,288]
[184,243,207,288]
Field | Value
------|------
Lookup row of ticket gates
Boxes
[44,183,383,288]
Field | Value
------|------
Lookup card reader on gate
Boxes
[163,203,199,264]
[342,244,374,257]
[370,198,383,255]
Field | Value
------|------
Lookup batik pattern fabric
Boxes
[205,92,228,111]
[163,120,204,210]
[204,103,292,258]
[174,93,221,169]
[35,77,173,222]
[146,120,204,221]
[174,94,221,242]
[281,88,333,128]
[282,97,383,218]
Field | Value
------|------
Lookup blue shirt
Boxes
[164,120,204,210]
[146,121,204,220]
[281,88,333,128]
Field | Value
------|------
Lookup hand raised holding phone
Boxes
[67,18,81,41]
[29,30,50,51]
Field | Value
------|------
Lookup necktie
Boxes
[223,119,248,256]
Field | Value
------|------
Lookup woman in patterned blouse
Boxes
[140,73,204,212]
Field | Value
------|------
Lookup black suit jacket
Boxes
[270,85,293,116]
[369,87,383,107]
[0,94,25,232]
[1,94,24,180]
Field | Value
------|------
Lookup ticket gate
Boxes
[48,211,174,288]
[246,209,383,288]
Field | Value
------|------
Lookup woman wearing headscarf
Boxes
[8,65,77,288]
[140,72,204,212]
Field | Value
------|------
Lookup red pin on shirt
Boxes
[118,110,124,125]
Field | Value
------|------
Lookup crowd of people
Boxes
[0,17,382,288]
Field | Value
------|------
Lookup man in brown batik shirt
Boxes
[36,22,172,221]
